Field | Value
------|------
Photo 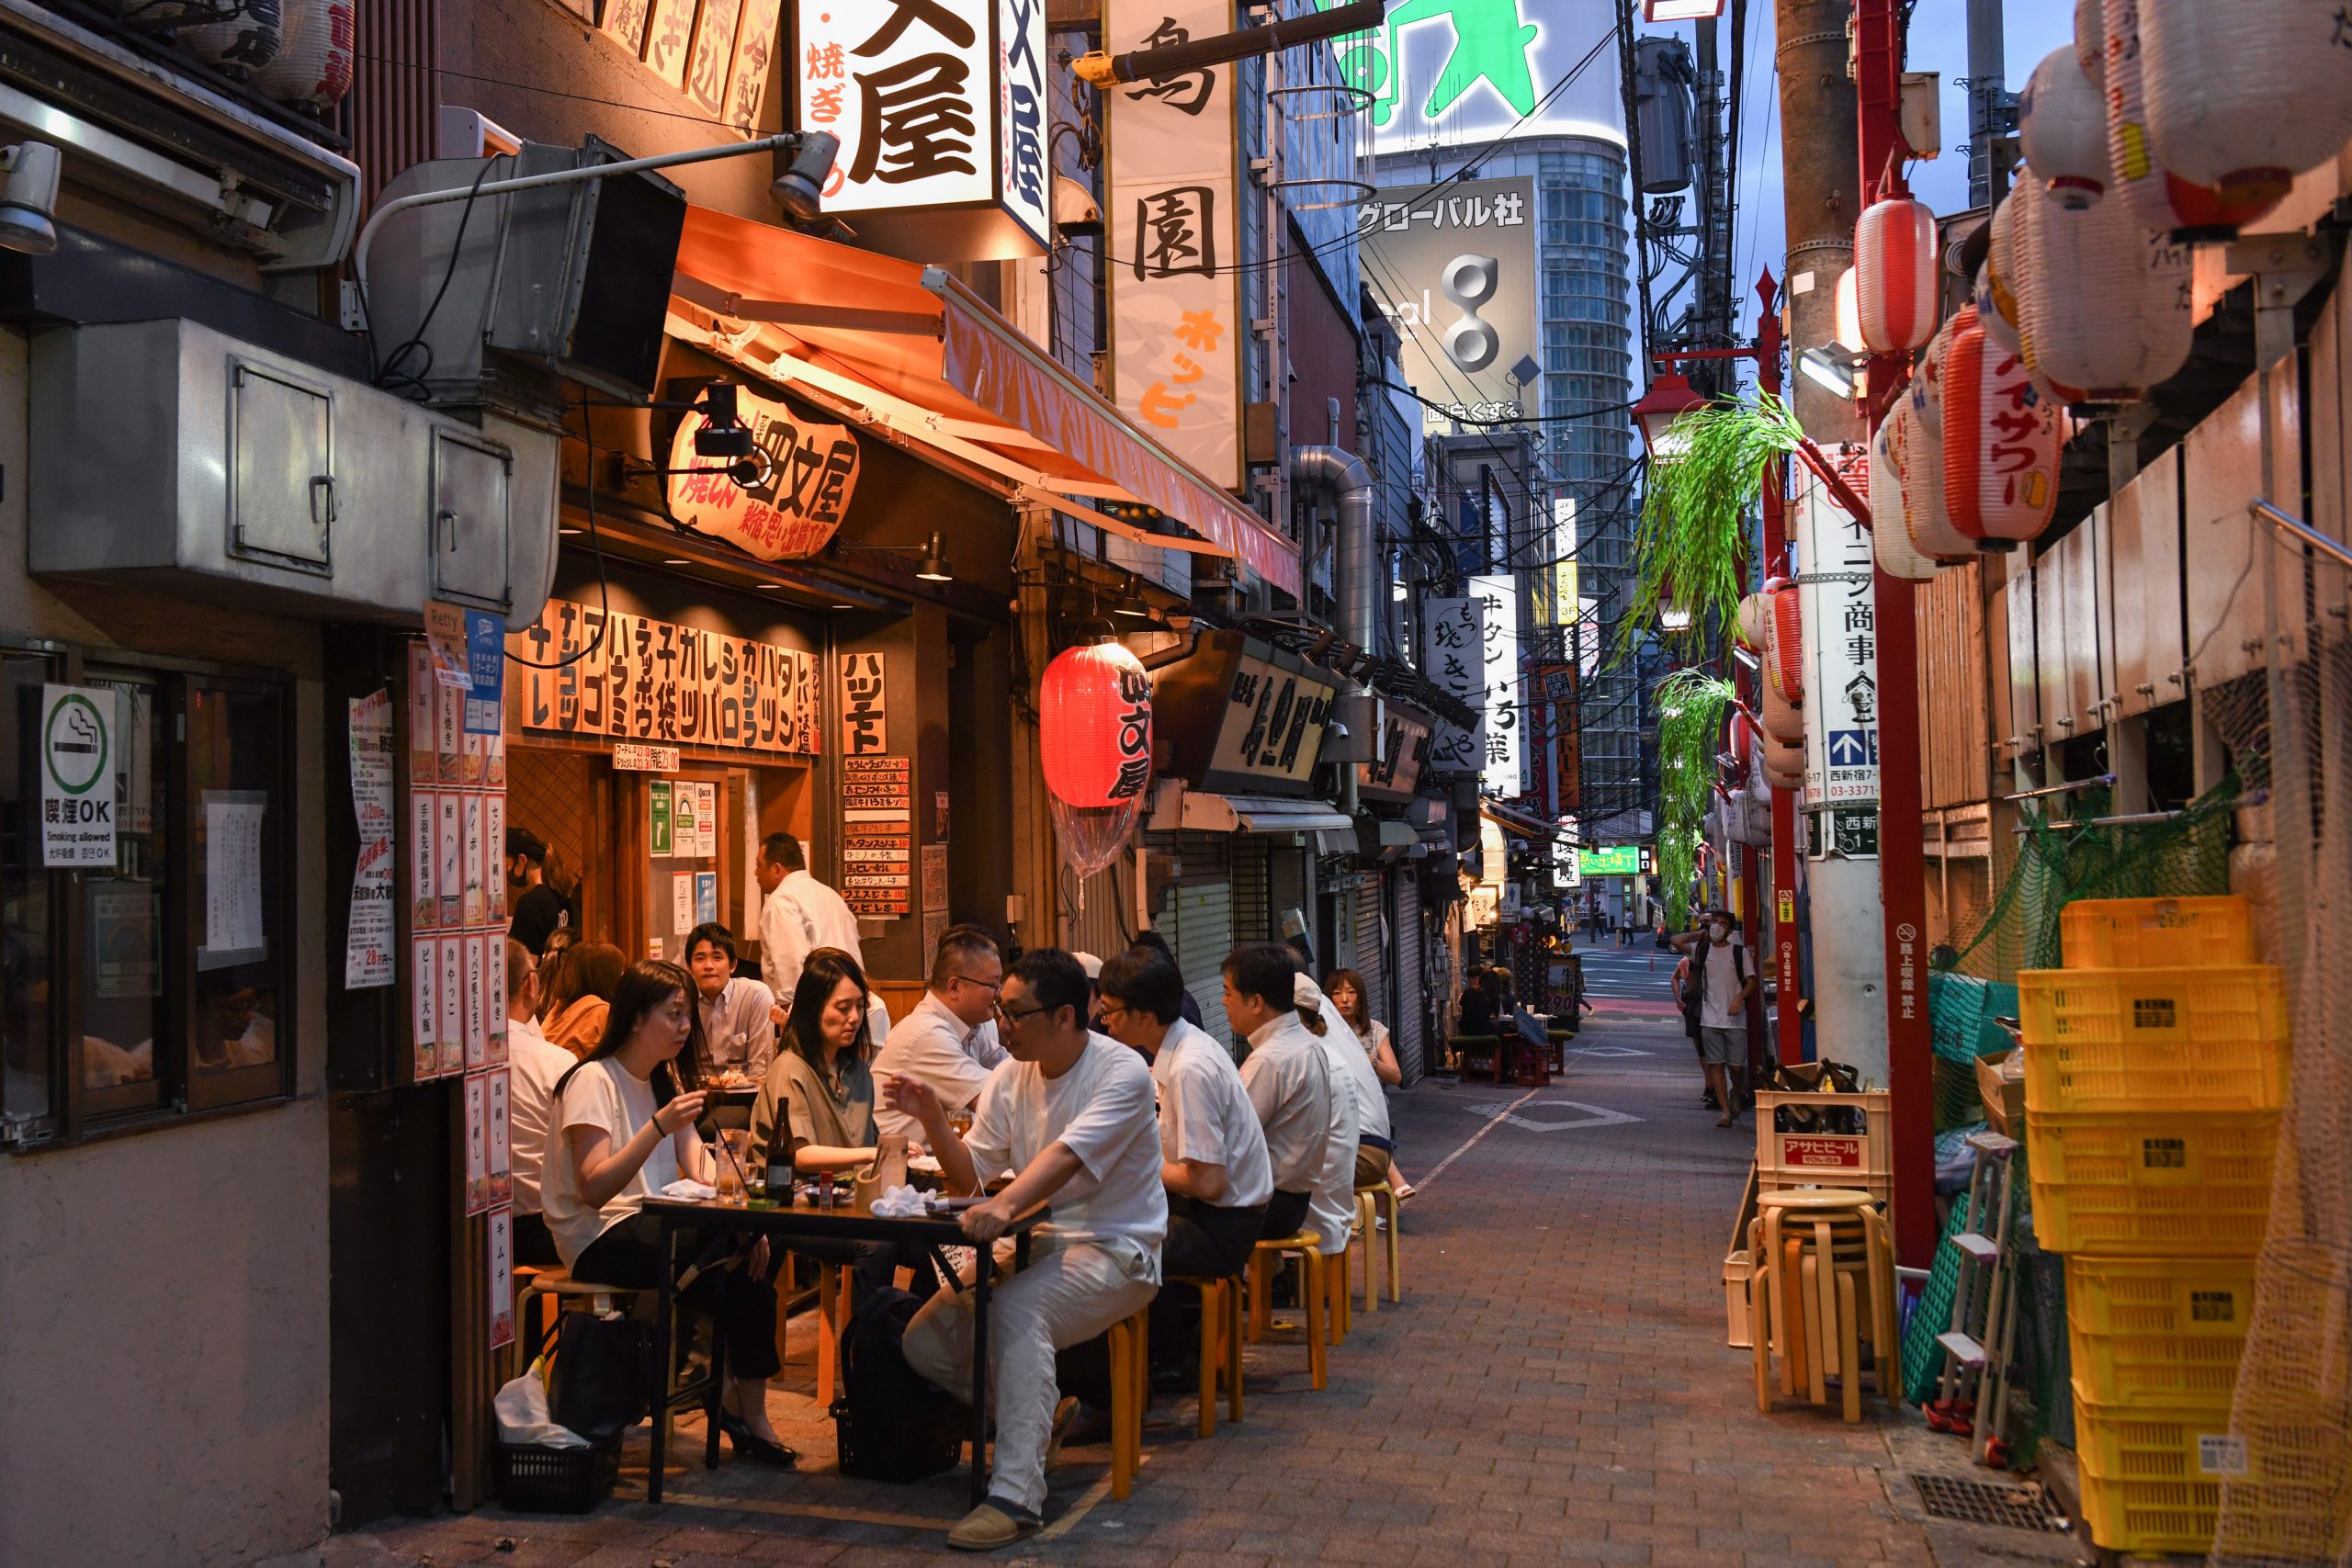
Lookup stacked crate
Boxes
[2018,897,2282,1555]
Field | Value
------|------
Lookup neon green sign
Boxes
[1577,845,1642,876]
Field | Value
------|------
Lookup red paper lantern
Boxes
[1853,197,1940,354]
[1944,310,2063,547]
[1040,642,1153,809]
[1766,576,1804,705]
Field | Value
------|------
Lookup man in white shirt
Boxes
[1298,974,1393,1188]
[1287,972,1360,1269]
[1223,942,1342,1248]
[756,832,862,1003]
[1672,907,1756,1127]
[873,924,1009,1143]
[884,949,1165,1552]
[503,936,576,1268]
[684,921,776,1083]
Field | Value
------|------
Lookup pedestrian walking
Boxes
[1669,908,1755,1127]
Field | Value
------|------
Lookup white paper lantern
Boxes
[2075,0,2105,83]
[1901,361,1977,562]
[1977,199,2023,354]
[1736,592,1772,652]
[1943,311,2064,547]
[2143,0,2352,209]
[2022,47,2109,209]
[1853,197,1940,354]
[252,0,355,109]
[1871,412,1938,581]
[2102,0,2287,239]
[182,0,283,73]
[2021,185,2192,401]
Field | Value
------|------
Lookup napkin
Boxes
[659,1178,718,1201]
[868,1184,928,1218]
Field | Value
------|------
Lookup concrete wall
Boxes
[0,320,334,1564]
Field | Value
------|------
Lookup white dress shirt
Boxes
[1152,1017,1274,1210]
[873,989,1004,1140]
[759,868,865,1001]
[1315,1007,1390,1145]
[1237,1011,1340,1197]
[696,975,777,1080]
[1303,1024,1361,1258]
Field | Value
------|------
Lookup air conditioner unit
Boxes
[366,137,688,422]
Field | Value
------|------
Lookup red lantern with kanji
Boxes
[1041,642,1153,809]
[1853,196,1940,354]
[1943,310,2063,547]
[1766,576,1804,705]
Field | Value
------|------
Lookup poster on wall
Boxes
[345,689,397,988]
[40,682,117,868]
[411,935,437,1079]
[1105,0,1242,489]
[199,790,268,968]
[841,756,912,919]
[487,1206,514,1351]
[438,935,465,1077]
[411,791,437,930]
[508,600,820,759]
[464,1069,491,1214]
[486,1066,512,1207]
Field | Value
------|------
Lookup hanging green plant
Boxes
[1614,392,1804,666]
[1654,668,1735,931]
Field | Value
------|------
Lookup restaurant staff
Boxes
[684,921,777,1082]
[756,833,863,1000]
[505,827,572,957]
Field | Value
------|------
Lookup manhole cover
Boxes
[1908,1473,2071,1533]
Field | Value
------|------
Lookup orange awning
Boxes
[669,208,1300,595]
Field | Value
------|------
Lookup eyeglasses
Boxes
[992,998,1050,1025]
[950,972,1004,995]
[1096,1002,1132,1025]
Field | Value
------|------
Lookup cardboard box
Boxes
[1977,1047,2027,1136]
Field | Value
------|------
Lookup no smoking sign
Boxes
[41,682,116,868]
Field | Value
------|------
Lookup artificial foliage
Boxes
[1616,392,1804,666]
[1654,668,1736,931]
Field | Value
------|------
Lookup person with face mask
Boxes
[1670,908,1755,1127]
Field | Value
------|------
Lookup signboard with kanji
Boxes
[1423,595,1486,773]
[1795,446,1879,809]
[1362,176,1542,434]
[667,390,862,560]
[508,600,820,758]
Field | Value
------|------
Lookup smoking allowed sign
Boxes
[42,683,116,867]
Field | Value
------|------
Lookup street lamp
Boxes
[1630,370,1707,457]
[1797,345,1870,401]
[1643,0,1725,17]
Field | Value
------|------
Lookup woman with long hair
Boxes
[541,961,793,1466]
[541,941,625,1058]
[1324,968,1415,1200]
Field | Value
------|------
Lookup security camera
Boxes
[0,141,60,256]
[770,131,840,224]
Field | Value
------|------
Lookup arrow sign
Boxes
[1828,728,1877,768]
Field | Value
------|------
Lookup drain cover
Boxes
[1909,1473,2071,1533]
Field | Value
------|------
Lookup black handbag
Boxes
[547,1310,655,1441]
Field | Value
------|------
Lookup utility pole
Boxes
[1963,0,2019,209]
[1773,0,1865,445]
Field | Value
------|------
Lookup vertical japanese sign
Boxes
[1467,574,1521,796]
[837,651,888,757]
[1796,446,1881,848]
[345,689,397,988]
[1423,595,1486,773]
[1107,0,1242,490]
[795,0,1048,256]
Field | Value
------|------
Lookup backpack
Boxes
[1687,937,1747,1025]
[831,1285,966,1482]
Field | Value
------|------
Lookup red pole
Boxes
[1752,272,1804,1066]
[1855,0,1936,1271]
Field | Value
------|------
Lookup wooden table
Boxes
[639,1192,1045,1506]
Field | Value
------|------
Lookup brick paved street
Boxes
[325,995,2020,1568]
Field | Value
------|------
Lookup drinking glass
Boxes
[715,1129,751,1205]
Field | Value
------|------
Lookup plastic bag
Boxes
[494,1357,590,1450]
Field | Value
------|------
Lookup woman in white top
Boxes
[1323,968,1415,1201]
[543,959,794,1467]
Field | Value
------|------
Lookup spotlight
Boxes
[913,530,953,583]
[0,141,60,256]
[771,131,840,223]
[1798,345,1862,400]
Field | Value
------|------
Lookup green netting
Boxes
[1928,972,2020,1063]
[1901,1190,1974,1406]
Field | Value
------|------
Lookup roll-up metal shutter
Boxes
[1351,876,1386,1044]
[1148,830,1236,1055]
[1229,836,1272,946]
[1392,870,1425,1083]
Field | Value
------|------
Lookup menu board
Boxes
[508,599,820,760]
[841,755,911,919]
[403,636,510,1083]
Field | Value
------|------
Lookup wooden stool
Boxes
[1244,1230,1327,1390]
[1168,1275,1244,1437]
[1324,1243,1351,1344]
[1746,1190,1898,1423]
[1354,1179,1402,1308]
[514,1267,624,1362]
[1104,1308,1150,1498]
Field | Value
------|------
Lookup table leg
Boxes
[968,1258,993,1508]
[651,1219,674,1506]
[705,1253,728,1472]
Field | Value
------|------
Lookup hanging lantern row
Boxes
[1943,310,2063,546]
[2141,0,2352,215]
[2096,2,2287,241]
[1767,576,1804,705]
[2020,43,2109,210]
[1871,413,1937,582]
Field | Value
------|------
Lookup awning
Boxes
[1151,786,1354,852]
[1481,800,1555,840]
[668,208,1300,596]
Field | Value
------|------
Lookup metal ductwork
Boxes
[1291,443,1375,768]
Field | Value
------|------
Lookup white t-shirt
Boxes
[1151,1018,1274,1210]
[1238,1012,1340,1196]
[1700,934,1748,1030]
[1317,1008,1391,1145]
[506,1017,575,1216]
[541,1058,684,1269]
[966,1033,1167,1276]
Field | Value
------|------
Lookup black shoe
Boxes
[1702,1091,1721,1111]
[718,1411,797,1468]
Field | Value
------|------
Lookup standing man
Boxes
[1222,942,1340,1247]
[873,924,1009,1143]
[505,828,571,957]
[1672,907,1755,1127]
[756,832,861,1004]
[884,950,1165,1551]
[684,921,776,1082]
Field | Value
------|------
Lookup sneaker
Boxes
[1044,1394,1080,1469]
[947,1497,1044,1551]
[1715,1111,1737,1128]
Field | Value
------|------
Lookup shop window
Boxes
[0,645,295,1149]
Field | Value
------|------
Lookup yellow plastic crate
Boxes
[2018,966,2289,1113]
[2068,1386,2347,1556]
[2025,1110,2277,1256]
[2060,896,2259,969]
[2064,1257,2256,1407]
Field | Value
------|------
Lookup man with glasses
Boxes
[886,949,1165,1551]
[873,924,1011,1144]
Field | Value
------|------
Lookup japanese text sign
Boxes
[1469,573,1522,796]
[1205,655,1335,789]
[837,651,888,756]
[40,682,116,867]
[1107,0,1242,490]
[795,0,1050,258]
[667,389,863,561]
[1795,446,1879,808]
[1363,176,1541,434]
[509,600,820,759]
[1423,595,1486,773]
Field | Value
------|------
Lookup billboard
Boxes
[1577,844,1641,876]
[1317,0,1625,154]
[1468,571,1521,797]
[1105,0,1245,490]
[1362,176,1541,432]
